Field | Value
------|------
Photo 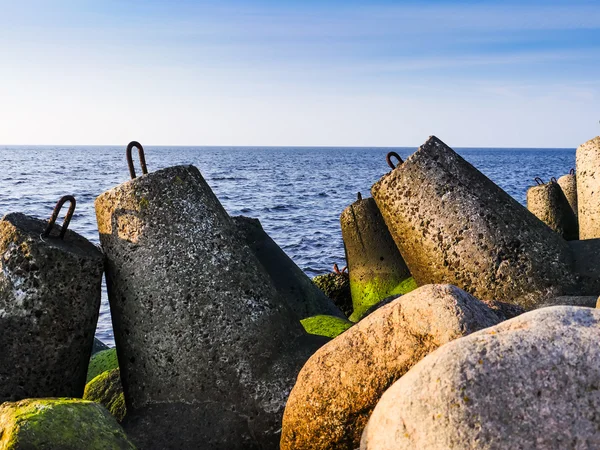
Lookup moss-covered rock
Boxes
[84,368,126,422]
[87,348,118,383]
[300,315,353,339]
[0,398,136,449]
[348,276,418,322]
[312,273,352,317]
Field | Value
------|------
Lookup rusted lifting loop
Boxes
[534,177,544,186]
[43,195,76,239]
[126,141,148,180]
[550,177,558,183]
[386,152,403,170]
[357,192,362,201]
[570,168,575,175]
[333,264,348,275]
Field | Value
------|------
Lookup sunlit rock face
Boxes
[371,135,576,310]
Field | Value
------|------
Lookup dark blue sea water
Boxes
[0,145,576,345]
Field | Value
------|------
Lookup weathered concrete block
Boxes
[371,136,576,310]
[362,306,600,450]
[84,368,126,422]
[577,136,600,239]
[233,215,345,319]
[557,170,578,220]
[0,212,103,402]
[281,285,500,450]
[568,238,600,296]
[527,178,578,240]
[340,196,412,321]
[95,164,323,450]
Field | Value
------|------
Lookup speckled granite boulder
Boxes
[362,306,600,450]
[371,136,576,310]
[312,272,352,317]
[340,197,411,321]
[527,180,578,240]
[96,165,323,450]
[84,368,126,422]
[233,216,345,319]
[577,136,600,239]
[87,348,119,383]
[281,285,501,450]
[0,213,104,402]
[0,398,135,449]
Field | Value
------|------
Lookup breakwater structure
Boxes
[1,135,600,450]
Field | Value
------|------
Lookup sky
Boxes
[1,0,599,147]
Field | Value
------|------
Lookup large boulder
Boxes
[84,368,126,422]
[280,284,501,450]
[362,306,600,450]
[0,398,135,449]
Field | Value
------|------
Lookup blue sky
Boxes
[1,0,599,147]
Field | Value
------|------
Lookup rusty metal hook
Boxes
[386,152,403,170]
[126,141,148,179]
[357,192,362,201]
[550,177,557,183]
[43,195,76,239]
[333,264,348,275]
[534,177,544,186]
[570,168,575,175]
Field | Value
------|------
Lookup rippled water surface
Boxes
[0,145,576,345]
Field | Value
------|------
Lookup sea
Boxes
[0,145,576,346]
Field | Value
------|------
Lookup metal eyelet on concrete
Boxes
[43,195,76,239]
[126,141,149,179]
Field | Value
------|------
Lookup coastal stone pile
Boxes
[1,135,600,449]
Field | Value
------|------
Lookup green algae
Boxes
[84,368,126,422]
[0,398,135,449]
[349,276,418,322]
[87,348,119,383]
[301,315,353,339]
[138,197,149,210]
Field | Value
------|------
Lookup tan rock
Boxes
[362,306,600,450]
[526,180,578,240]
[280,284,500,450]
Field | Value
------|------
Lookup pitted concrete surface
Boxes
[233,215,345,319]
[96,165,323,450]
[0,213,103,402]
[526,181,578,240]
[557,173,578,220]
[576,136,600,239]
[340,197,411,320]
[371,136,576,310]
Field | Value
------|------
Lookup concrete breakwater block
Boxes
[0,209,103,402]
[568,238,600,296]
[557,169,578,220]
[340,195,412,321]
[233,215,345,319]
[361,306,600,450]
[96,163,323,450]
[526,178,578,240]
[577,136,600,239]
[371,136,576,310]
